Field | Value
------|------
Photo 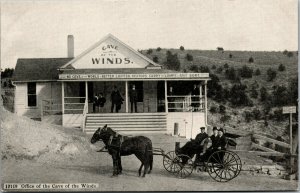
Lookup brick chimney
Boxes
[67,35,74,58]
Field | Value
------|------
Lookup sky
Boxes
[0,0,298,69]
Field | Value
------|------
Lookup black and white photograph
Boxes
[0,0,298,191]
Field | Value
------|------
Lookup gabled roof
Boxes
[59,34,161,69]
[12,58,72,82]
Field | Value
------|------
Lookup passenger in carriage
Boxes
[198,126,219,161]
[194,127,208,162]
[216,128,227,150]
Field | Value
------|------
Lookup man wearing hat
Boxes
[195,127,208,145]
[198,126,219,162]
[216,128,227,150]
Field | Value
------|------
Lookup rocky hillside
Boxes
[141,49,298,141]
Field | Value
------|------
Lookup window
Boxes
[27,82,37,107]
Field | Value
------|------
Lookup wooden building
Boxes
[12,34,210,138]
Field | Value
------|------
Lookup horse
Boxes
[90,124,153,177]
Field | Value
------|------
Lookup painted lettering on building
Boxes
[91,44,133,65]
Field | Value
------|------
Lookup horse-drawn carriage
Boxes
[91,125,242,182]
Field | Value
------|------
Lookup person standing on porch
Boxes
[111,86,123,113]
[98,93,106,113]
[129,84,138,113]
[168,86,175,112]
[93,93,99,113]
[191,84,200,111]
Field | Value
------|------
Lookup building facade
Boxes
[12,34,210,138]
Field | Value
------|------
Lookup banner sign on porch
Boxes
[282,106,297,114]
[59,73,209,80]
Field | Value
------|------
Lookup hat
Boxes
[218,128,224,133]
[213,127,218,131]
[200,127,205,130]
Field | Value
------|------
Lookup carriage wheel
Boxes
[174,154,194,179]
[206,150,242,182]
[163,151,182,173]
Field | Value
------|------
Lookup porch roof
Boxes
[58,68,210,81]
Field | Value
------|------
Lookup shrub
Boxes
[189,64,198,72]
[225,67,237,81]
[156,47,162,52]
[209,106,218,113]
[1,68,14,78]
[216,66,223,74]
[260,87,268,102]
[229,53,233,58]
[272,85,289,106]
[212,65,216,69]
[271,109,284,122]
[287,77,298,105]
[217,47,224,51]
[165,51,181,71]
[153,56,159,63]
[244,111,252,122]
[224,63,229,69]
[146,49,153,54]
[207,74,224,101]
[283,50,288,55]
[239,65,253,78]
[250,87,258,98]
[180,46,184,51]
[287,52,293,57]
[252,109,261,120]
[185,54,193,61]
[229,84,252,106]
[198,65,210,73]
[254,68,261,76]
[248,57,254,63]
[220,114,231,122]
[267,68,277,81]
[219,105,226,114]
[278,64,286,71]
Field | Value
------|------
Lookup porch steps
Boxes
[84,113,168,135]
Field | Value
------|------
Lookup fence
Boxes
[167,95,204,112]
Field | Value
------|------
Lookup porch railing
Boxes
[167,95,204,112]
[82,98,88,132]
[64,97,85,114]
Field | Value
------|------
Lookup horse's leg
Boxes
[135,153,144,177]
[138,163,144,177]
[111,153,118,176]
[118,154,122,174]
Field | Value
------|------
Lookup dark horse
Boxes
[90,124,153,177]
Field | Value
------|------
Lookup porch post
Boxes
[164,80,168,113]
[125,81,128,113]
[199,82,202,110]
[85,81,88,104]
[62,82,65,124]
[204,80,208,125]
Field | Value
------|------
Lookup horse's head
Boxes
[91,124,109,144]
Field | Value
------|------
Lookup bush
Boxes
[287,52,293,57]
[271,109,284,122]
[224,63,229,69]
[267,68,277,81]
[252,109,261,120]
[229,84,252,106]
[278,64,286,71]
[216,66,223,74]
[248,57,254,63]
[198,65,210,73]
[146,49,153,54]
[185,54,193,61]
[189,64,198,72]
[229,53,233,58]
[254,68,261,76]
[212,65,216,69]
[219,105,226,114]
[283,50,288,55]
[207,74,224,102]
[244,111,252,122]
[260,87,268,102]
[209,106,218,113]
[225,67,237,81]
[180,46,184,51]
[165,51,181,71]
[239,65,253,78]
[156,47,161,52]
[250,87,258,98]
[220,114,231,122]
[153,56,159,63]
[287,77,298,105]
[217,47,224,51]
[272,85,289,106]
[1,68,14,78]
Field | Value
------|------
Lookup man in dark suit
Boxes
[129,84,138,113]
[111,86,123,113]
[194,127,208,163]
[216,128,227,150]
[199,126,219,161]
